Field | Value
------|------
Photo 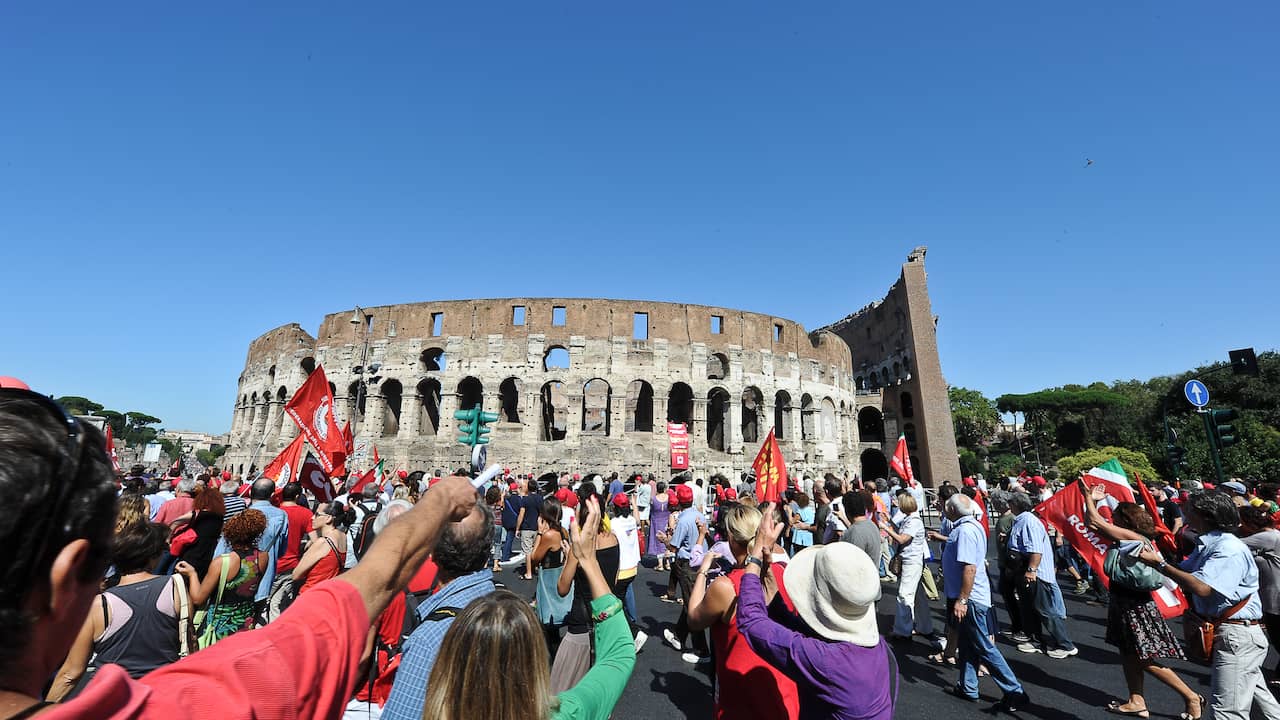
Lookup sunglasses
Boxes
[0,389,86,596]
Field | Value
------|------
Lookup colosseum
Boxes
[223,248,960,487]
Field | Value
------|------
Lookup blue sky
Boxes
[2,3,1276,433]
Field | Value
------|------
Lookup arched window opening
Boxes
[858,407,885,443]
[301,357,316,376]
[667,383,694,427]
[800,394,815,441]
[860,449,889,482]
[707,388,730,452]
[540,382,567,441]
[893,361,901,379]
[741,387,762,444]
[382,380,403,436]
[417,379,442,435]
[626,380,654,433]
[582,379,612,434]
[543,346,570,371]
[900,391,914,419]
[347,381,366,430]
[773,391,792,440]
[904,422,918,449]
[277,386,288,402]
[855,376,864,391]
[499,378,522,423]
[457,377,483,412]
[420,348,446,372]
[706,353,729,381]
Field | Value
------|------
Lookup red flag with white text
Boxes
[105,424,121,473]
[668,423,689,471]
[284,366,346,474]
[299,452,335,502]
[262,434,305,488]
[890,434,916,487]
[752,428,788,504]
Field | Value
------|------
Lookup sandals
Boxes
[927,652,956,666]
[1178,694,1205,720]
[1106,701,1149,718]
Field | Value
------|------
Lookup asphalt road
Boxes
[500,556,1269,720]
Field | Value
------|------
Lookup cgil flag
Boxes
[752,428,788,504]
[284,366,347,475]
[299,452,335,502]
[262,434,305,488]
[890,434,916,488]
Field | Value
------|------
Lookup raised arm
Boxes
[736,508,807,676]
[1078,479,1147,543]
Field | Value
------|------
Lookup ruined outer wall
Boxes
[223,299,877,480]
[818,248,962,487]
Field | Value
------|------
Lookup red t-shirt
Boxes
[276,504,316,574]
[153,497,193,527]
[46,580,369,720]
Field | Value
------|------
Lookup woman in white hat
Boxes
[736,502,897,719]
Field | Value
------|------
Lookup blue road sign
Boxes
[1184,379,1210,408]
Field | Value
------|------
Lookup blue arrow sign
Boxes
[1184,379,1210,408]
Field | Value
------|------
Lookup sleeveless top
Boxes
[711,567,801,720]
[566,544,620,634]
[95,576,179,677]
[299,537,345,594]
[541,530,567,569]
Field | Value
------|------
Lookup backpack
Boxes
[352,502,381,560]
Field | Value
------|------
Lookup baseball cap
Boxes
[611,492,630,509]
[397,469,409,480]
[1222,481,1248,495]
[723,488,738,501]
[555,488,574,504]
[573,473,581,481]
[0,377,30,390]
[674,484,694,505]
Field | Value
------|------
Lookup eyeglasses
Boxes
[0,389,86,596]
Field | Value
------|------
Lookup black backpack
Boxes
[352,502,381,560]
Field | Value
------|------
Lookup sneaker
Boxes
[932,636,948,651]
[681,652,711,665]
[1016,642,1041,654]
[1074,580,1088,595]
[663,629,685,652]
[998,690,1031,714]
[634,631,649,654]
[500,553,525,566]
[1046,647,1079,659]
[1006,632,1032,644]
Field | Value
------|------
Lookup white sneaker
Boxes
[681,652,710,664]
[634,631,649,654]
[500,553,525,566]
[1016,642,1042,654]
[933,636,947,651]
[663,629,685,652]
[1046,647,1078,659]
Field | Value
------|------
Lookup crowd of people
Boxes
[3,381,1280,719]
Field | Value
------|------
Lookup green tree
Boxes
[56,396,104,415]
[195,444,228,468]
[1055,446,1161,484]
[949,387,1000,449]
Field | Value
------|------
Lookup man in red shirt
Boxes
[0,386,479,720]
[276,482,316,575]
[153,477,196,527]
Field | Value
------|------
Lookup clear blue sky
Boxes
[2,3,1276,433]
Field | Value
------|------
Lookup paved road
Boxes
[501,557,1263,720]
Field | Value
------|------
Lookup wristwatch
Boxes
[745,556,764,569]
[958,597,969,605]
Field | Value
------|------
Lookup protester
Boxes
[1139,491,1280,720]
[648,481,672,569]
[553,483,621,689]
[518,477,544,580]
[240,477,289,615]
[484,485,505,571]
[686,503,800,720]
[154,477,196,527]
[789,492,816,553]
[175,508,270,644]
[635,473,652,541]
[841,490,882,563]
[610,492,647,650]
[660,482,710,664]
[501,479,522,563]
[381,499,497,720]
[1007,492,1077,658]
[1239,504,1280,686]
[736,502,895,719]
[292,501,353,594]
[220,478,247,519]
[942,493,1029,712]
[532,496,573,649]
[1078,479,1201,719]
[421,496,635,720]
[343,483,383,570]
[47,522,186,700]
[879,491,935,642]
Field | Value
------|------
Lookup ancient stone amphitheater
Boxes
[223,249,959,486]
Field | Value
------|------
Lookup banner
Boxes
[299,452,335,502]
[751,428,788,504]
[105,424,121,473]
[143,443,162,463]
[890,434,916,487]
[284,365,347,474]
[262,434,305,487]
[668,423,689,470]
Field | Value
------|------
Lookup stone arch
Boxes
[900,391,914,419]
[539,381,567,441]
[277,386,288,402]
[800,394,815,441]
[858,407,884,443]
[543,346,570,371]
[420,348,447,372]
[707,387,730,451]
[347,381,366,429]
[457,377,483,411]
[774,390,792,441]
[741,387,762,444]
[499,377,522,423]
[300,357,316,376]
[820,397,837,441]
[667,382,694,426]
[707,353,729,381]
[860,448,889,482]
[382,379,403,436]
[626,380,654,433]
[417,378,442,435]
[582,379,612,434]
[855,376,864,391]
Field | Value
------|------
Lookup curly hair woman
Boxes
[175,508,269,645]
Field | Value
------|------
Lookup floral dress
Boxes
[1105,570,1185,660]
[205,549,269,643]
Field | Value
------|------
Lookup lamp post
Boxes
[351,307,371,437]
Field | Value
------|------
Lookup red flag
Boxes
[1134,473,1179,559]
[284,366,346,474]
[890,434,916,487]
[331,421,354,478]
[104,424,121,473]
[349,467,378,495]
[262,434,305,488]
[299,452,334,502]
[752,428,788,504]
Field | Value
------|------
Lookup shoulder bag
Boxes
[173,575,198,657]
[197,555,231,649]
[1183,596,1249,663]
[1103,545,1165,592]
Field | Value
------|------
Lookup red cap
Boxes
[0,377,30,390]
[962,477,976,487]
[555,488,573,504]
[503,467,511,474]
[221,470,232,481]
[573,473,581,480]
[508,482,519,491]
[1032,476,1046,487]
[564,492,579,508]
[1203,482,1215,490]
[428,477,443,488]
[397,469,409,480]
[723,488,738,501]
[674,484,694,505]
[611,492,630,509]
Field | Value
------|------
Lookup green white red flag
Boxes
[1081,458,1136,505]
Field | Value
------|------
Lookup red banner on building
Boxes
[668,423,689,470]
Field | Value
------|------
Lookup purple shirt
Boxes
[736,572,894,720]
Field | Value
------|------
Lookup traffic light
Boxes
[1211,408,1239,450]
[474,411,498,445]
[1167,444,1187,473]
[454,408,500,446]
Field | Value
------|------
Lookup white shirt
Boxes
[689,481,705,514]
[611,516,641,571]
[560,506,576,531]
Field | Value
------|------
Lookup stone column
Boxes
[692,398,708,447]
[762,401,776,435]
[333,390,349,425]
[401,392,422,438]
[727,398,743,455]
[366,391,387,438]
[565,391,585,449]
[439,393,459,440]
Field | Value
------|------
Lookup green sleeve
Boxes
[551,595,636,720]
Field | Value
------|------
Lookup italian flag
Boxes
[1082,458,1136,506]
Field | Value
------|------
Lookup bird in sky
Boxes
[1085,158,1094,167]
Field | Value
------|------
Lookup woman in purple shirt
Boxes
[737,502,897,720]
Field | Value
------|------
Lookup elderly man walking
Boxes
[1007,493,1077,658]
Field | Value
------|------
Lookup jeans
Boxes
[624,583,639,628]
[893,558,935,637]
[997,567,1024,634]
[492,526,507,564]
[1210,623,1280,720]
[672,558,708,654]
[956,601,1025,699]
[1022,578,1074,651]
[501,526,516,561]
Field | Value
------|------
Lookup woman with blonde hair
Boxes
[879,491,936,642]
[687,503,799,719]
[422,496,635,720]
